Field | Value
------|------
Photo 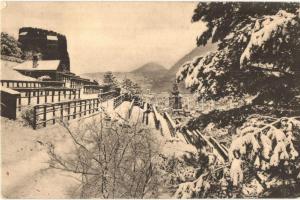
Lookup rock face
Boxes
[18,27,70,71]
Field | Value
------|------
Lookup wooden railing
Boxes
[15,88,81,111]
[32,93,128,129]
[141,103,151,125]
[113,94,129,109]
[209,137,229,161]
[152,105,161,130]
[1,80,65,88]
[183,130,201,145]
[128,99,135,119]
[33,98,102,129]
[182,128,229,162]
[163,112,177,137]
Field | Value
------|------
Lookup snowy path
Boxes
[128,105,144,124]
[114,101,130,119]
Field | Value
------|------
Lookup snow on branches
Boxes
[240,9,300,75]
[176,49,238,100]
[177,3,300,102]
[174,173,211,198]
[228,115,300,189]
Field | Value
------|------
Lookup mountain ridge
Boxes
[131,62,167,72]
[81,43,217,93]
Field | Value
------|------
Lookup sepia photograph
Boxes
[1,1,300,198]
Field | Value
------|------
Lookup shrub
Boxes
[1,32,23,58]
[20,106,36,127]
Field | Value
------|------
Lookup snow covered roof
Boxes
[0,86,21,95]
[14,60,60,71]
[0,60,36,81]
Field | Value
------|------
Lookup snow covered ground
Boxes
[1,100,130,198]
[1,118,80,198]
[1,99,197,198]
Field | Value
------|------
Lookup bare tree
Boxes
[47,109,161,198]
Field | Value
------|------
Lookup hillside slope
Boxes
[82,62,167,92]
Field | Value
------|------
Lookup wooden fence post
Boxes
[52,90,55,102]
[89,100,91,114]
[69,90,72,100]
[79,101,82,117]
[58,91,61,102]
[45,90,47,103]
[28,91,31,105]
[68,102,71,120]
[142,112,145,123]
[96,99,99,111]
[60,104,63,120]
[43,105,47,127]
[52,105,56,124]
[33,106,37,129]
[18,97,21,111]
[37,90,40,104]
[92,99,95,113]
[145,112,148,125]
[73,102,77,119]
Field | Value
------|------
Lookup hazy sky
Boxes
[1,2,206,74]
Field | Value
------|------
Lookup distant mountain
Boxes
[152,43,217,93]
[82,43,217,94]
[81,62,167,92]
[131,62,167,78]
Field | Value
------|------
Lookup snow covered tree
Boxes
[103,71,119,88]
[228,115,300,197]
[121,78,142,95]
[176,3,300,197]
[1,32,23,58]
[177,3,300,105]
